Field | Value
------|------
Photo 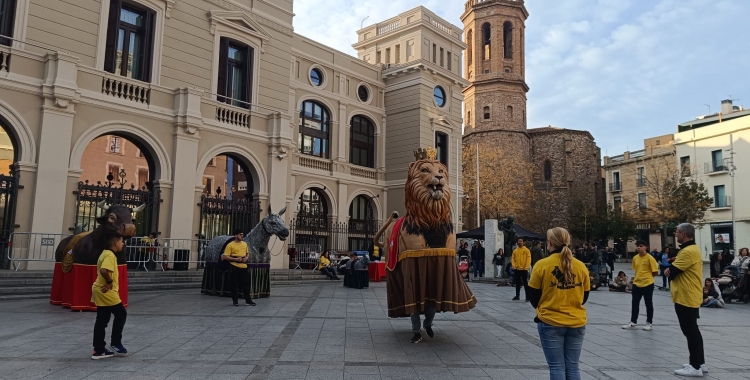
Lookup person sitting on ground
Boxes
[318,250,340,280]
[701,278,723,308]
[609,271,629,292]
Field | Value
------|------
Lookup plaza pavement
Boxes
[1,265,749,380]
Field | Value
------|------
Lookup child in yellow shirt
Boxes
[91,233,127,359]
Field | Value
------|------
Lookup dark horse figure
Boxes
[55,202,143,267]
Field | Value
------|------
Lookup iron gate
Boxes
[73,179,161,237]
[198,194,261,240]
[288,218,381,253]
[0,174,19,269]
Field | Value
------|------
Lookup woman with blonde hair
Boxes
[528,227,590,380]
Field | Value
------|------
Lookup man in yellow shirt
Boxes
[512,237,531,301]
[222,229,256,306]
[91,234,127,359]
[622,240,658,331]
[664,223,706,377]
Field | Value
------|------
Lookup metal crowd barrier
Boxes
[151,238,210,271]
[292,244,322,270]
[7,232,73,271]
[6,233,209,272]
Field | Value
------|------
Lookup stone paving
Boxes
[1,267,749,380]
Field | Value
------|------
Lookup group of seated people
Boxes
[317,250,371,288]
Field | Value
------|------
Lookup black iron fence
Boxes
[288,217,381,253]
[198,194,261,240]
[0,174,18,269]
[73,180,161,237]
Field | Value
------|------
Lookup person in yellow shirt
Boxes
[622,240,659,331]
[318,250,340,280]
[221,229,256,306]
[512,237,531,301]
[91,234,127,360]
[528,227,590,380]
[664,223,707,377]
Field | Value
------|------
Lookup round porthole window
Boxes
[310,68,323,86]
[433,86,446,107]
[357,85,370,102]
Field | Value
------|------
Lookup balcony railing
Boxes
[0,45,10,73]
[636,177,647,187]
[297,155,332,172]
[609,182,622,192]
[713,196,732,208]
[215,103,250,129]
[377,20,400,35]
[351,166,376,180]
[704,162,727,174]
[101,75,150,104]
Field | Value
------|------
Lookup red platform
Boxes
[368,262,386,282]
[50,262,128,311]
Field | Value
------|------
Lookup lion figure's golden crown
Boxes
[413,147,437,160]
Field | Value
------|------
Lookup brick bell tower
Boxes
[461,0,531,228]
[461,0,529,147]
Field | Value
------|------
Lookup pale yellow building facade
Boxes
[0,0,464,269]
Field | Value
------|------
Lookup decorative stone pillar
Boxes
[337,103,347,162]
[168,88,203,241]
[30,52,80,235]
[266,112,292,269]
[484,220,504,278]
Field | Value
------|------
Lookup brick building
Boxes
[461,0,603,231]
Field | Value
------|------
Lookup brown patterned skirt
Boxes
[387,249,477,318]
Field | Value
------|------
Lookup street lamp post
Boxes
[725,134,737,252]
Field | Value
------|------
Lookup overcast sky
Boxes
[293,0,750,157]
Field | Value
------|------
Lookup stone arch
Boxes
[347,110,381,134]
[195,143,268,196]
[0,99,36,164]
[296,95,337,121]
[293,181,337,219]
[346,189,383,221]
[69,120,172,182]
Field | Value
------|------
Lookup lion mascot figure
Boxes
[374,147,476,343]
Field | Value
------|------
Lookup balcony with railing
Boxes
[712,196,732,209]
[0,45,11,73]
[636,177,647,187]
[351,166,377,180]
[704,162,728,175]
[609,182,622,192]
[296,154,332,172]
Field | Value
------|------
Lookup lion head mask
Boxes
[404,159,453,233]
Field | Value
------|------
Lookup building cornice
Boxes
[381,59,469,88]
[204,0,293,36]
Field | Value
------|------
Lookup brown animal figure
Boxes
[55,202,143,267]
[374,151,476,319]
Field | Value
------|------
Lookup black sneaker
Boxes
[525,299,530,302]
[110,343,128,356]
[424,324,434,338]
[233,303,239,306]
[410,333,423,343]
[512,296,520,301]
[245,300,257,306]
[91,349,115,360]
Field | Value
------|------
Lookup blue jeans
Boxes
[537,322,586,380]
[702,299,719,307]
[472,260,484,277]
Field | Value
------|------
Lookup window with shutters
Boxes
[0,0,16,46]
[103,0,155,82]
[217,37,253,109]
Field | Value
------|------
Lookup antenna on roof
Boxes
[704,104,711,114]
[361,16,370,29]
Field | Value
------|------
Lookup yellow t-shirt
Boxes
[631,253,658,287]
[318,256,331,270]
[529,253,590,328]
[223,241,249,269]
[671,243,703,308]
[91,250,121,307]
[512,246,531,270]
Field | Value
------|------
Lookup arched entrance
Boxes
[0,116,19,269]
[198,153,261,240]
[75,133,162,237]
